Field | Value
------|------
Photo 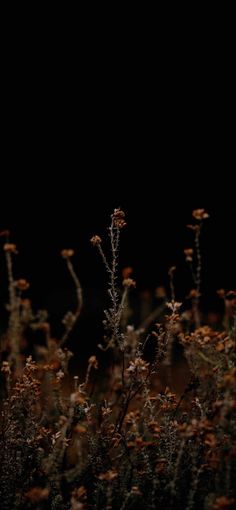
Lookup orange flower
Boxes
[25,487,49,503]
[16,279,30,291]
[122,266,133,279]
[112,208,126,228]
[88,355,98,369]
[184,248,193,262]
[61,249,74,258]
[186,289,201,299]
[204,433,217,448]
[98,470,118,481]
[123,278,136,288]
[90,235,102,246]
[192,209,209,220]
[3,243,17,253]
[212,496,235,509]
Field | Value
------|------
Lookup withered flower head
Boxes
[217,289,225,299]
[186,289,201,299]
[184,248,193,262]
[131,486,142,495]
[25,487,50,503]
[122,266,133,279]
[0,230,10,237]
[123,278,136,288]
[212,496,235,509]
[192,208,209,220]
[88,355,98,369]
[16,279,30,291]
[1,361,10,374]
[61,249,75,258]
[90,235,102,246]
[98,470,118,481]
[112,208,126,228]
[155,286,166,299]
[3,243,17,253]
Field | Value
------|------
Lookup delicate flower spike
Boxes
[112,208,126,228]
[90,235,102,246]
[61,249,75,258]
[192,209,209,220]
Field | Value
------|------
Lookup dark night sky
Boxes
[1,89,235,358]
[1,169,235,298]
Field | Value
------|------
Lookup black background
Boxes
[1,66,235,360]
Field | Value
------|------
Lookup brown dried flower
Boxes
[16,279,30,291]
[122,266,133,279]
[112,208,126,228]
[90,235,102,246]
[3,243,17,253]
[88,355,98,369]
[186,289,201,299]
[212,496,235,509]
[61,249,75,258]
[25,487,50,503]
[192,209,209,220]
[1,361,11,374]
[217,289,225,299]
[98,470,118,481]
[184,248,193,262]
[123,278,136,288]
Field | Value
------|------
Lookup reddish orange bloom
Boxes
[192,209,209,220]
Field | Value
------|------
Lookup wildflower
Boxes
[3,243,17,253]
[122,266,133,278]
[101,406,112,417]
[0,229,10,237]
[212,496,235,509]
[61,249,75,258]
[25,487,50,503]
[123,278,136,288]
[155,286,166,298]
[16,279,30,291]
[166,301,182,312]
[184,248,193,262]
[1,361,10,374]
[56,369,64,381]
[217,289,225,298]
[192,208,209,220]
[204,433,217,448]
[90,235,102,246]
[131,486,142,495]
[74,424,87,434]
[98,470,118,481]
[88,355,98,369]
[126,358,149,373]
[112,208,126,228]
[186,289,201,299]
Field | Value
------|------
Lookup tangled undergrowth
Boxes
[0,210,235,509]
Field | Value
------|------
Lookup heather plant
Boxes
[0,210,235,510]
